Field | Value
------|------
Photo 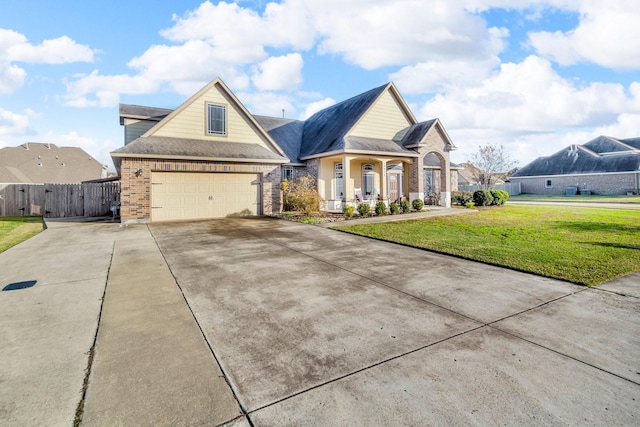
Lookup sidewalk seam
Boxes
[147,225,253,427]
[73,240,115,427]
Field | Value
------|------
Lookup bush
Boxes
[282,175,324,214]
[357,203,371,217]
[400,199,411,213]
[343,204,355,218]
[451,191,473,206]
[375,201,387,216]
[389,202,399,215]
[473,190,494,207]
[465,201,475,209]
[490,190,509,206]
[412,198,424,211]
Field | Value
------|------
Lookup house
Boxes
[0,143,106,184]
[510,136,640,195]
[112,77,457,223]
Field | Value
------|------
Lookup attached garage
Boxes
[151,172,261,222]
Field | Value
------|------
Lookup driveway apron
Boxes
[150,217,640,425]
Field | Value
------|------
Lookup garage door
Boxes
[151,172,260,222]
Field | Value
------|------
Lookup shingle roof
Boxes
[119,104,172,120]
[111,136,288,163]
[344,136,417,155]
[512,137,640,177]
[253,116,305,163]
[299,84,388,158]
[398,119,437,147]
[0,143,104,183]
[582,135,637,153]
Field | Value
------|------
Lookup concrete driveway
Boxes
[149,218,640,425]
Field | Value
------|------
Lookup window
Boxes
[545,179,553,188]
[334,163,344,199]
[207,103,226,135]
[362,164,375,198]
[282,166,293,181]
[425,169,434,194]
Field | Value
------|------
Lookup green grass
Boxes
[0,216,45,253]
[510,194,640,204]
[333,205,640,286]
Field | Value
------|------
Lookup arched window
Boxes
[362,164,375,198]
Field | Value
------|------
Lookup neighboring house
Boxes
[510,136,640,195]
[0,143,106,184]
[112,77,457,223]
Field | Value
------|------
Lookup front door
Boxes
[388,173,399,202]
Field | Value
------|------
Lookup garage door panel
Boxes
[151,172,260,222]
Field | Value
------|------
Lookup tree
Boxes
[468,144,518,189]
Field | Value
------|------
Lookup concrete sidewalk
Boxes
[0,219,243,426]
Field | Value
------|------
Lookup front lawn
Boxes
[332,205,640,286]
[0,216,45,253]
[510,194,640,204]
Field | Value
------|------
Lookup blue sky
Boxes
[1,0,639,171]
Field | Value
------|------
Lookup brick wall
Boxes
[119,158,282,222]
[512,173,639,195]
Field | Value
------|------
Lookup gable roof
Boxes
[253,116,305,164]
[512,136,640,177]
[0,143,105,183]
[119,104,172,124]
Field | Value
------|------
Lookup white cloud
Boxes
[64,70,159,107]
[424,55,640,165]
[0,28,95,94]
[237,91,297,118]
[0,107,36,138]
[528,2,640,69]
[299,97,336,120]
[252,53,304,91]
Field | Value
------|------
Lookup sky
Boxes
[1,0,639,171]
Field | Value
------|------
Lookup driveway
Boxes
[150,217,640,425]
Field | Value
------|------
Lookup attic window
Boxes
[207,103,226,135]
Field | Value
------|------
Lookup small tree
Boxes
[468,144,518,189]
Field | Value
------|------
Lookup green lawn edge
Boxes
[0,216,45,253]
[330,205,640,286]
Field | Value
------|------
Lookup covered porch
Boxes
[315,154,416,211]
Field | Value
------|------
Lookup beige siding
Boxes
[149,85,270,149]
[124,119,156,145]
[348,90,412,139]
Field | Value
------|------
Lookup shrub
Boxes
[343,204,355,218]
[473,190,494,207]
[451,191,473,206]
[412,198,424,211]
[400,199,411,213]
[490,190,509,206]
[465,201,475,209]
[389,202,399,215]
[282,175,324,215]
[375,201,387,216]
[357,203,371,217]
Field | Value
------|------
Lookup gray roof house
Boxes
[112,77,457,223]
[0,143,105,184]
[510,136,640,195]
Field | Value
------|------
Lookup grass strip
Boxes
[0,216,45,253]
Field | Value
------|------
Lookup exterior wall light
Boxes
[135,168,144,177]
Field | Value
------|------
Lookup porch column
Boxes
[343,155,353,203]
[380,159,387,202]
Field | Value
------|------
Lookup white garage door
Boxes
[151,172,260,222]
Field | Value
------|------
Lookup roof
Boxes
[111,136,288,163]
[253,116,305,163]
[119,104,172,121]
[398,119,437,147]
[512,136,640,177]
[299,84,389,158]
[0,143,105,183]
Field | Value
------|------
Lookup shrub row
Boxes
[469,189,510,206]
[344,198,424,217]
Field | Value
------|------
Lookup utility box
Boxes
[565,186,578,196]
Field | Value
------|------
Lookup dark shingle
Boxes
[111,136,288,162]
[119,104,172,120]
[254,116,305,163]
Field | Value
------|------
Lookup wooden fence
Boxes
[0,182,120,218]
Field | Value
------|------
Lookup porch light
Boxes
[135,168,144,177]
